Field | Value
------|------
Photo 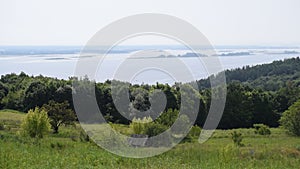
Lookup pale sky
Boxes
[0,0,300,46]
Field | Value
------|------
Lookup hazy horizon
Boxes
[1,0,300,46]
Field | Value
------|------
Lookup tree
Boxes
[155,109,178,127]
[252,90,279,127]
[280,99,300,136]
[218,82,254,129]
[1,91,24,110]
[42,100,76,133]
[23,81,50,111]
[129,88,151,118]
[21,107,50,138]
[0,82,8,109]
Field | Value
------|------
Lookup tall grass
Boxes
[0,110,299,168]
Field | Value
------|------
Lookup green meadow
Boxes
[1,110,299,169]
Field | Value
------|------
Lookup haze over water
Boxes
[0,46,299,84]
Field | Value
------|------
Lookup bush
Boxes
[144,123,171,147]
[130,117,152,134]
[130,117,168,136]
[20,107,50,138]
[180,125,202,143]
[253,124,271,135]
[144,123,168,137]
[0,122,4,130]
[280,99,300,136]
[129,117,172,147]
[231,131,244,147]
[79,129,90,142]
[155,109,179,127]
[188,125,202,138]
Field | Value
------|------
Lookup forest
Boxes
[1,57,300,130]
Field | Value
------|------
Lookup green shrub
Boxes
[144,122,168,137]
[144,123,171,147]
[79,129,90,142]
[0,122,4,130]
[180,125,202,143]
[155,109,179,127]
[280,99,300,136]
[188,125,202,138]
[20,107,50,138]
[253,124,271,135]
[130,117,152,134]
[231,131,244,147]
[129,117,172,147]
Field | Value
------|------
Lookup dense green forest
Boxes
[1,57,300,129]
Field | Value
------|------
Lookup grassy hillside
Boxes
[0,109,25,131]
[0,111,300,168]
[0,109,25,120]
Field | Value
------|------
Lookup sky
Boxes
[0,0,300,46]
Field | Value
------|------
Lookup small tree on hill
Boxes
[280,99,300,136]
[21,107,50,138]
[42,100,76,133]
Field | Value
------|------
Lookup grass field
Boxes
[0,110,300,169]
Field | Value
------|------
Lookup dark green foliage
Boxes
[197,57,300,91]
[274,83,300,114]
[254,124,271,135]
[280,99,300,136]
[219,82,254,129]
[188,125,202,138]
[252,91,279,127]
[231,131,244,147]
[24,81,50,111]
[144,122,168,137]
[155,109,178,127]
[79,129,90,142]
[1,91,24,110]
[0,82,8,109]
[218,82,280,129]
[129,87,151,118]
[0,122,4,130]
[0,58,300,130]
[154,83,179,110]
[42,101,76,133]
[129,117,172,147]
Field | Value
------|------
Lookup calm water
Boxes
[0,46,299,84]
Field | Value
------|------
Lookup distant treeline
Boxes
[0,57,300,129]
